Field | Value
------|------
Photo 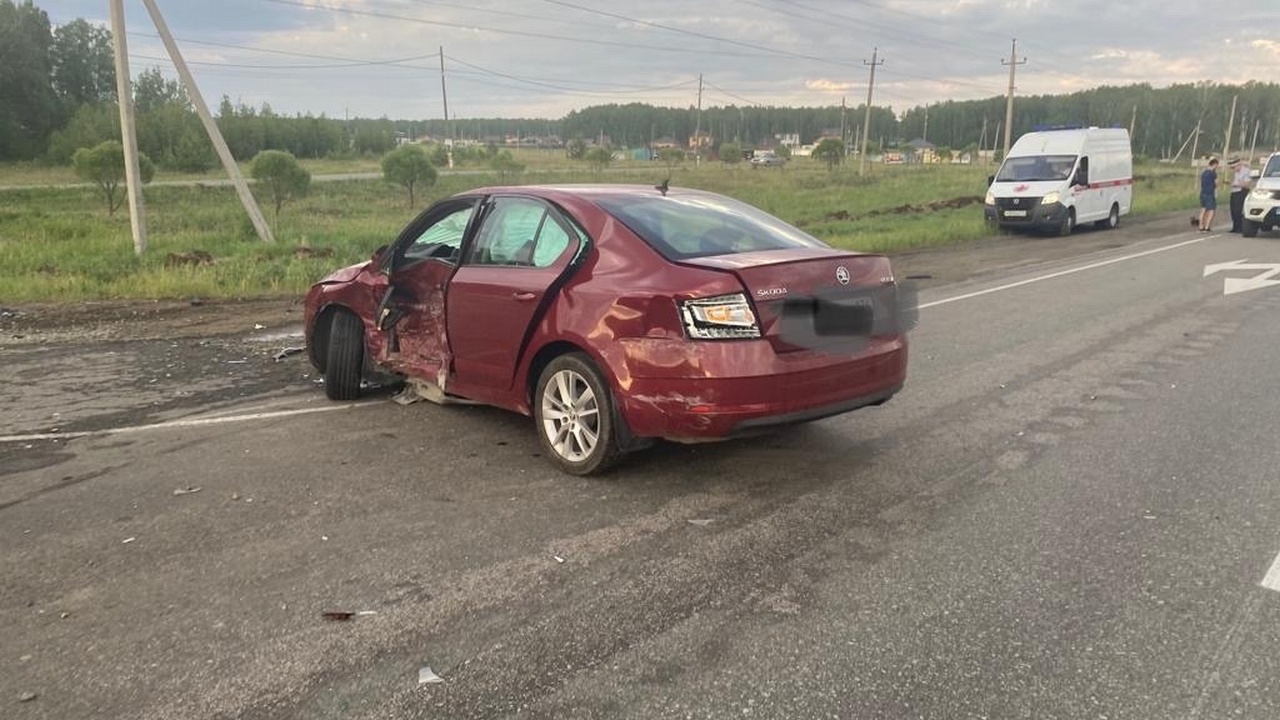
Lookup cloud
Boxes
[40,0,1278,119]
[806,79,856,94]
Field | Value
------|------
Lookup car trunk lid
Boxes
[682,249,900,354]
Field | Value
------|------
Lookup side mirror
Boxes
[1250,169,1262,180]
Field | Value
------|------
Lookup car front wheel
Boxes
[324,310,365,401]
[1242,218,1259,238]
[535,353,623,475]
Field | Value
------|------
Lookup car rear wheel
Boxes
[535,353,623,475]
[324,310,364,401]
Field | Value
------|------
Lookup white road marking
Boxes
[0,404,369,444]
[1201,259,1280,296]
[918,234,1215,310]
[1259,552,1280,592]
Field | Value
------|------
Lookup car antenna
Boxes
[655,178,670,197]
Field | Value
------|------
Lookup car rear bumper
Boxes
[612,337,908,440]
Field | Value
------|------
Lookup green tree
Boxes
[657,147,685,172]
[718,142,742,166]
[566,137,587,160]
[380,144,436,207]
[489,149,525,181]
[774,144,792,161]
[133,66,185,114]
[0,0,58,160]
[50,17,114,108]
[812,138,844,170]
[47,101,118,164]
[71,140,155,215]
[584,145,613,172]
[250,149,310,224]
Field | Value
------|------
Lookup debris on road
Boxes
[273,347,305,362]
[687,518,716,527]
[172,486,202,496]
[418,666,444,685]
[553,555,566,563]
[19,691,37,702]
[322,610,378,622]
[122,537,137,544]
[392,387,423,406]
[253,323,266,330]
[226,359,247,365]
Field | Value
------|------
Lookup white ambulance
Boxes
[984,127,1133,235]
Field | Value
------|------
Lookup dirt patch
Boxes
[0,296,305,347]
[813,195,985,224]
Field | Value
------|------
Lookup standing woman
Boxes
[1199,157,1219,232]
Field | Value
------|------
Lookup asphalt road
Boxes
[4,217,1280,719]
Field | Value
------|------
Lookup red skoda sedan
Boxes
[304,184,908,474]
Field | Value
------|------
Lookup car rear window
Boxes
[595,193,829,260]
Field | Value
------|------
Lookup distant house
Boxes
[688,130,714,151]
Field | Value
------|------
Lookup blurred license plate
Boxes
[1004,209,1027,217]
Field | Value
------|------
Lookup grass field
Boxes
[0,153,1200,302]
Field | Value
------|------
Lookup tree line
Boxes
[6,0,1280,169]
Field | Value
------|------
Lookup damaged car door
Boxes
[445,195,584,405]
[375,198,479,383]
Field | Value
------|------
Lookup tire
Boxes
[1242,219,1259,238]
[1095,204,1119,230]
[1058,208,1075,237]
[534,353,623,475]
[324,310,365,401]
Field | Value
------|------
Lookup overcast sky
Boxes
[46,0,1280,121]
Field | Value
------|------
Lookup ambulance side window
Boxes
[1075,157,1089,186]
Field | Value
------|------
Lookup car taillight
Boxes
[679,293,761,339]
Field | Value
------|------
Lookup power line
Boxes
[126,30,437,66]
[445,54,697,95]
[257,0,795,60]
[537,0,862,68]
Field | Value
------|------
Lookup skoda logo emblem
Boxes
[835,266,850,285]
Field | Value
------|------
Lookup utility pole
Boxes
[1249,119,1261,163]
[859,47,883,177]
[1001,38,1026,158]
[440,46,453,168]
[1189,119,1203,167]
[840,96,847,158]
[1223,94,1238,162]
[693,73,704,166]
[109,0,146,255]
[1129,104,1138,138]
[141,0,273,243]
[922,105,929,143]
[978,117,988,160]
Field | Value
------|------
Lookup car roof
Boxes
[455,184,719,204]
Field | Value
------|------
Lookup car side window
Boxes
[405,205,475,262]
[467,197,576,268]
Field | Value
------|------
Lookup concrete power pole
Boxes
[440,46,453,168]
[108,0,146,255]
[1001,39,1026,158]
[859,47,883,177]
[840,96,847,158]
[139,0,274,243]
[1223,94,1238,162]
[693,73,703,166]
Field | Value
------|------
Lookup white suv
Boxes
[1243,152,1280,237]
